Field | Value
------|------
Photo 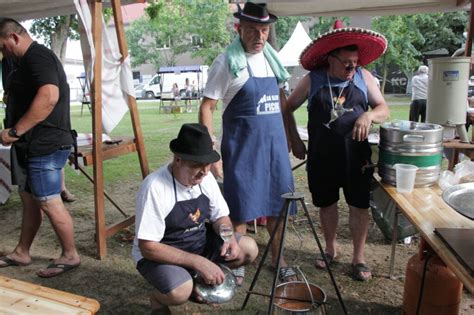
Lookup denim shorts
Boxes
[25,146,71,200]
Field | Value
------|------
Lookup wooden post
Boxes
[111,0,149,178]
[91,0,107,259]
[469,0,474,140]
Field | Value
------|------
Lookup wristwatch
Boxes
[8,128,20,139]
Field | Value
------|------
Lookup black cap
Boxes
[233,2,277,24]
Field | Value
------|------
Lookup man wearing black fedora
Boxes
[199,2,298,283]
[132,123,258,312]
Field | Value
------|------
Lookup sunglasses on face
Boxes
[330,54,358,72]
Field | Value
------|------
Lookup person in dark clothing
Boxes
[0,17,80,277]
[286,21,390,281]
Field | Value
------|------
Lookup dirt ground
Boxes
[1,168,474,314]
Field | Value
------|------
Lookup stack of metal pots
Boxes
[378,120,444,187]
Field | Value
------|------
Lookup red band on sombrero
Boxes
[300,22,387,71]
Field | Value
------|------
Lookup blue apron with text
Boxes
[221,63,295,222]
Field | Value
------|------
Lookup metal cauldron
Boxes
[193,264,237,304]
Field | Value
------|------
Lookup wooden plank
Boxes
[0,275,100,314]
[375,175,474,293]
[106,216,135,237]
[91,0,107,260]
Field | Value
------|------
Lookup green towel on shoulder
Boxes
[225,37,290,84]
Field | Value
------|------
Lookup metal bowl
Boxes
[194,264,237,304]
[442,182,474,220]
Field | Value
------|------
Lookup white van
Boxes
[142,65,208,99]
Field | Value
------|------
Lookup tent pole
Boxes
[91,0,107,259]
[110,0,150,178]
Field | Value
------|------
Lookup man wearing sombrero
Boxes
[287,21,390,281]
[199,2,297,283]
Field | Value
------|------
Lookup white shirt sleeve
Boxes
[201,172,229,222]
[203,54,232,101]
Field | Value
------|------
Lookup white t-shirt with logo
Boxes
[132,164,229,264]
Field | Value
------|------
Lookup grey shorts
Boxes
[136,231,241,294]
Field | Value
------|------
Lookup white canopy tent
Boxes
[0,0,139,21]
[277,21,311,67]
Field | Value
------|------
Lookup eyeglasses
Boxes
[330,54,358,72]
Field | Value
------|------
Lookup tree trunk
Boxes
[50,15,73,64]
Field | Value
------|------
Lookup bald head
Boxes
[0,17,32,58]
[0,18,27,38]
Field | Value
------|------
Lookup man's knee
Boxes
[238,235,258,264]
[152,279,193,306]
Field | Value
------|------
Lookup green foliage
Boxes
[29,16,79,48]
[127,0,232,68]
[309,16,350,38]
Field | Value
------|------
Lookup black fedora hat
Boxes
[233,2,277,24]
[170,124,220,164]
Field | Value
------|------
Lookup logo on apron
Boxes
[256,93,280,115]
[188,208,201,224]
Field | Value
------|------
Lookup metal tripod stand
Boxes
[241,192,347,314]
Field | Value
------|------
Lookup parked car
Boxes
[134,83,145,99]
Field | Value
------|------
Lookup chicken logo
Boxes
[189,208,201,224]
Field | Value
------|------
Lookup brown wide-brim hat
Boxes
[300,21,387,71]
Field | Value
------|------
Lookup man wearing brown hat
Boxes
[286,21,390,281]
[132,123,258,312]
[199,1,297,283]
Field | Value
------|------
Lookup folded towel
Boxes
[225,37,290,84]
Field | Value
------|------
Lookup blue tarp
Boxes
[158,65,202,74]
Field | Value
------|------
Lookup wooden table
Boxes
[0,275,100,314]
[375,177,474,294]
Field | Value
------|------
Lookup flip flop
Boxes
[37,262,80,278]
[0,255,30,268]
[314,252,335,269]
[351,263,372,282]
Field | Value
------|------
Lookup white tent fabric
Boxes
[278,22,312,67]
[74,0,133,133]
[266,0,470,16]
[0,0,139,21]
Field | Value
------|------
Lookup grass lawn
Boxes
[0,96,411,190]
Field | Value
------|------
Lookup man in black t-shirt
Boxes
[0,18,80,277]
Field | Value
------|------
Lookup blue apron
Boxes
[221,62,295,222]
[161,174,211,254]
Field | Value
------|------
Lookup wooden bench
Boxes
[0,275,100,314]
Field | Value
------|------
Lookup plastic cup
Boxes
[394,164,418,193]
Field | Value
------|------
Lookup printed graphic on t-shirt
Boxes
[256,93,280,115]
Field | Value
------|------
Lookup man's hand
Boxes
[352,112,373,141]
[1,128,19,146]
[210,160,223,179]
[220,235,240,261]
[194,256,226,286]
[291,138,307,160]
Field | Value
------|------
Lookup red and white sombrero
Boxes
[300,21,387,71]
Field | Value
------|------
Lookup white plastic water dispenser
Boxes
[426,57,470,143]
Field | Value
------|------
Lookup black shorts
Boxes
[308,136,373,209]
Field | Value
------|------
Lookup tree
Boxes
[29,15,79,63]
[127,0,232,68]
